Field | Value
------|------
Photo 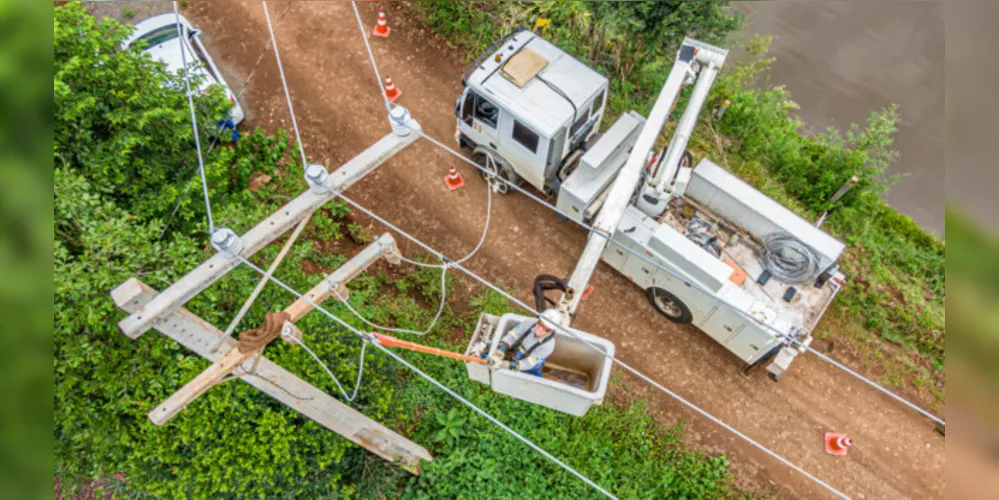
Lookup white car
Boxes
[123,13,245,126]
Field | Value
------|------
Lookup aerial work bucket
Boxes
[465,313,615,417]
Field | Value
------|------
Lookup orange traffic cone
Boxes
[445,165,465,191]
[384,75,402,102]
[824,432,854,456]
[581,284,596,302]
[372,8,391,38]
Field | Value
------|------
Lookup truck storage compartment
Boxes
[465,313,615,417]
[685,159,845,271]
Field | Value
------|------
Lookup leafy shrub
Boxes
[54,3,234,223]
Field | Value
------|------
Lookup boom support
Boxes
[559,39,727,316]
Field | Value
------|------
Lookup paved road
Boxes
[734,1,944,234]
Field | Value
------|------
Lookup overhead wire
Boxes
[164,6,614,498]
[286,333,368,402]
[350,1,393,114]
[231,253,616,499]
[262,0,308,173]
[328,188,852,500]
[337,9,856,497]
[172,1,215,234]
[159,0,295,240]
[159,5,922,498]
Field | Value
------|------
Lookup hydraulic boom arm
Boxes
[558,38,728,318]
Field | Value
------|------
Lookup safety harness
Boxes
[509,321,555,359]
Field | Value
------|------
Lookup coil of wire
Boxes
[760,232,819,285]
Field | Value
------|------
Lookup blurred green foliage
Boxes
[0,0,53,497]
[54,3,744,497]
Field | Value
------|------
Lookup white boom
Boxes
[559,40,726,316]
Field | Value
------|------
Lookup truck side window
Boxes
[512,120,539,154]
[570,113,588,137]
[474,95,499,128]
[591,89,605,117]
[461,92,475,125]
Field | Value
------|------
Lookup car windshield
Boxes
[136,24,181,48]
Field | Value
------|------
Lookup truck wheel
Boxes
[473,149,520,193]
[647,287,692,324]
[743,345,781,376]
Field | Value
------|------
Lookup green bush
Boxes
[54,2,232,225]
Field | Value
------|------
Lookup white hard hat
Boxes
[538,309,563,331]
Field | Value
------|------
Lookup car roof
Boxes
[122,13,213,91]
[466,31,608,138]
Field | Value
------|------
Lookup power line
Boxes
[328,188,852,500]
[412,123,944,427]
[163,5,614,497]
[160,0,295,241]
[231,253,616,499]
[173,1,215,234]
[338,10,855,496]
[262,0,308,173]
[287,333,368,402]
[350,1,392,114]
[330,164,495,334]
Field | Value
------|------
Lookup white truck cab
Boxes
[456,29,608,193]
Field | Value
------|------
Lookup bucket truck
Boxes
[455,30,846,416]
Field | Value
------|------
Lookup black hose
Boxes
[533,274,568,312]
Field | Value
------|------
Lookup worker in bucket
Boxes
[486,309,562,377]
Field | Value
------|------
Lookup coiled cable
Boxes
[760,232,819,284]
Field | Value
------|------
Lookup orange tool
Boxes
[373,332,487,364]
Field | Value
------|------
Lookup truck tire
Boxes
[472,148,521,192]
[743,345,781,376]
[647,287,693,324]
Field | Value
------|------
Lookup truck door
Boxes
[461,91,500,151]
[499,115,548,190]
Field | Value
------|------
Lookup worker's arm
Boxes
[496,320,535,355]
[508,339,555,372]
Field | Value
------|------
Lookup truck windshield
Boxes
[135,24,181,49]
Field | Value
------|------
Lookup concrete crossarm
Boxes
[111,278,432,473]
[117,127,419,339]
[137,233,400,427]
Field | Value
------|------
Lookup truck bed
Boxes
[660,200,842,332]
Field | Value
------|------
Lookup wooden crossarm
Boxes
[141,233,400,426]
[117,131,419,339]
[110,278,432,473]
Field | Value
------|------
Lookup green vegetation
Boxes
[54,3,745,497]
[410,1,943,405]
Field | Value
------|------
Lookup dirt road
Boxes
[184,1,944,497]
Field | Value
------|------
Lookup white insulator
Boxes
[210,228,243,256]
[305,164,330,194]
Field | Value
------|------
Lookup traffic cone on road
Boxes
[824,432,854,456]
[445,165,465,191]
[372,8,391,38]
[384,75,402,102]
